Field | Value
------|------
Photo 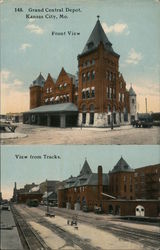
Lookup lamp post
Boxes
[111,82,115,130]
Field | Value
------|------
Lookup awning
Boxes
[55,96,60,101]
[50,97,54,101]
[64,83,67,87]
[91,86,95,90]
[86,87,90,91]
[45,98,48,102]
[24,103,78,113]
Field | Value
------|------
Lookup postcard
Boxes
[0,0,160,249]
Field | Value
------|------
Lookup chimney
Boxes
[98,165,103,201]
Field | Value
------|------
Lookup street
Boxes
[1,123,160,145]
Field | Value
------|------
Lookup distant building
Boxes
[58,160,108,210]
[24,17,137,128]
[58,159,160,217]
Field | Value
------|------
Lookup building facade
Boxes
[58,159,160,217]
[24,18,137,128]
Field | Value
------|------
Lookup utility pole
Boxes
[46,179,49,213]
[145,98,148,113]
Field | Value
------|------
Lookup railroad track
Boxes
[11,205,51,250]
[18,205,98,250]
[43,207,160,250]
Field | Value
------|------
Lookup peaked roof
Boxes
[129,86,136,96]
[32,73,45,87]
[80,159,92,175]
[46,73,55,84]
[80,19,119,57]
[111,157,134,173]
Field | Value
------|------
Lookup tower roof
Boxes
[129,86,136,96]
[33,73,45,87]
[111,157,134,173]
[80,159,92,175]
[80,18,119,57]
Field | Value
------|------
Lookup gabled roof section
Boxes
[45,73,55,85]
[80,159,92,175]
[56,67,75,84]
[80,18,119,57]
[111,157,134,173]
[129,86,136,96]
[32,73,45,87]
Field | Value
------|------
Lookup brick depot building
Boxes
[58,159,160,217]
[23,17,137,128]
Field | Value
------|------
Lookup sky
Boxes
[0,0,160,114]
[1,145,160,199]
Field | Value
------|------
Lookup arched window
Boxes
[89,104,94,112]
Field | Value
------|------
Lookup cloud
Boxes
[0,70,10,81]
[0,69,29,114]
[19,43,32,51]
[0,0,4,4]
[28,19,36,23]
[125,48,142,64]
[102,22,129,34]
[25,23,44,34]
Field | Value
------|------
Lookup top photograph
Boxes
[0,0,160,145]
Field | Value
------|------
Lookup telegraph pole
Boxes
[145,98,148,113]
[46,179,49,213]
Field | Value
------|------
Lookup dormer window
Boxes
[46,88,49,93]
[87,42,94,49]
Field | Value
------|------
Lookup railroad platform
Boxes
[0,209,23,249]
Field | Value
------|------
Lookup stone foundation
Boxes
[78,112,130,127]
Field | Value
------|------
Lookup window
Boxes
[50,88,52,92]
[82,91,86,99]
[46,88,49,93]
[124,184,126,192]
[82,113,86,124]
[89,104,94,125]
[92,59,95,65]
[82,73,86,82]
[108,115,111,124]
[91,70,95,80]
[132,98,134,104]
[87,72,90,81]
[67,94,69,102]
[86,90,90,98]
[106,71,109,80]
[108,105,111,113]
[130,185,132,192]
[90,113,94,125]
[91,88,95,98]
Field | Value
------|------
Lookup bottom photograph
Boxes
[1,145,160,250]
